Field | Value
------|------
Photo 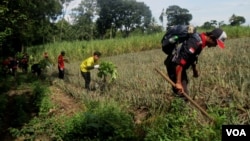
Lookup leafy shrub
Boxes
[96,61,118,91]
[0,95,8,133]
[144,99,220,141]
[0,78,12,92]
[32,82,51,114]
[97,61,118,83]
[62,101,136,141]
[8,95,31,127]
[9,82,53,139]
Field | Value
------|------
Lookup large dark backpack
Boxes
[161,25,196,55]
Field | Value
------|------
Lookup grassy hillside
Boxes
[1,26,250,140]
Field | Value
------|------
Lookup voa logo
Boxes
[226,129,246,136]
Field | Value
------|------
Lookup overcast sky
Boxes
[64,0,250,26]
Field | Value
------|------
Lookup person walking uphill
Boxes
[58,51,68,79]
[165,28,227,97]
[80,51,101,90]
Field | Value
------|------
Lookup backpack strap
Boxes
[191,32,201,42]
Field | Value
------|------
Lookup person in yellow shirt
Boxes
[80,51,101,90]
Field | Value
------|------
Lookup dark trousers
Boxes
[22,63,28,73]
[81,71,91,89]
[31,64,41,76]
[164,55,189,94]
[58,67,64,79]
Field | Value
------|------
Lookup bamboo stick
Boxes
[155,68,214,122]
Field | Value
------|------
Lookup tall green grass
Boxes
[27,33,162,64]
[27,26,250,64]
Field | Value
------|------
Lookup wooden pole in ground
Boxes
[154,68,214,122]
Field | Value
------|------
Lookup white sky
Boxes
[64,0,250,26]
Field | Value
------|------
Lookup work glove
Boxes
[94,65,100,69]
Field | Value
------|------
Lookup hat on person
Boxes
[210,28,227,48]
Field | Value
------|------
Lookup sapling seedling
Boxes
[97,61,118,90]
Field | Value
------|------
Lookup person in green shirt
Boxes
[80,51,101,90]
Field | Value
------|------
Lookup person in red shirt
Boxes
[8,56,18,77]
[2,57,10,77]
[58,51,68,79]
[165,28,227,99]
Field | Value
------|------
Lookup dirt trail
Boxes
[48,85,84,116]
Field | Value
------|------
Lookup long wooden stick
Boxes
[155,68,214,122]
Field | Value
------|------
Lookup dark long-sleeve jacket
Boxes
[172,33,206,69]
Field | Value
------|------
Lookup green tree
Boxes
[0,0,72,56]
[54,19,74,41]
[96,0,115,38]
[165,5,192,26]
[202,20,225,29]
[96,0,152,38]
[201,21,212,30]
[229,14,245,26]
[218,21,226,27]
[210,20,217,27]
[71,0,98,40]
[119,1,152,37]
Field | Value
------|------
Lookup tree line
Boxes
[160,5,246,28]
[0,0,246,57]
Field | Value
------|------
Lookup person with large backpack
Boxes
[161,25,198,55]
[163,26,227,98]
